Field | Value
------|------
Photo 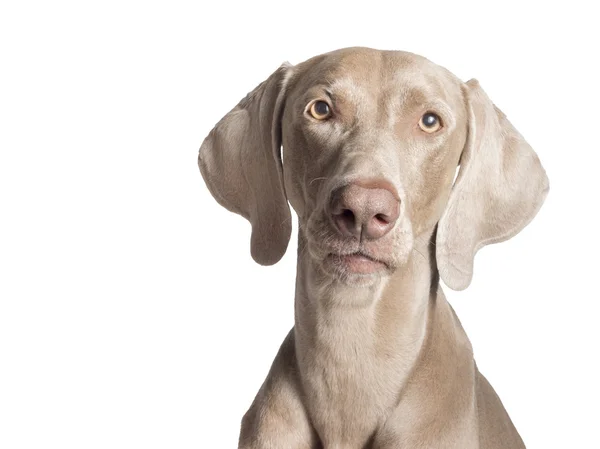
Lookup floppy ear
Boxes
[436,79,549,291]
[198,64,293,265]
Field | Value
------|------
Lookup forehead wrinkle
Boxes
[395,76,442,105]
[328,77,375,124]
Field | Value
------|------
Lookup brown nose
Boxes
[330,182,400,240]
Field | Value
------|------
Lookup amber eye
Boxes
[308,100,332,120]
[418,112,442,133]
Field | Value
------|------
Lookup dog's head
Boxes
[199,48,548,290]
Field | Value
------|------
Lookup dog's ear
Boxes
[436,79,549,291]
[198,64,293,265]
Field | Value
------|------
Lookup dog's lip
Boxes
[327,251,390,274]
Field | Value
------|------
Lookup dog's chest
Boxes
[297,314,401,446]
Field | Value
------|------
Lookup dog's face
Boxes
[199,47,548,290]
[280,49,468,285]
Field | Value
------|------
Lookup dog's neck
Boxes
[293,230,439,394]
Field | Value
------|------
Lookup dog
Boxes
[198,47,548,449]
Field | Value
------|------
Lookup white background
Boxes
[1,1,598,448]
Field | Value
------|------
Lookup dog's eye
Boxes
[418,112,442,133]
[308,101,332,120]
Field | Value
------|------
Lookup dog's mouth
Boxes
[305,214,410,282]
[326,251,391,275]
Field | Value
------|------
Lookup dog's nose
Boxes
[330,182,400,240]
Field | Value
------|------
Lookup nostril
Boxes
[374,213,389,225]
[332,208,357,237]
[340,209,355,223]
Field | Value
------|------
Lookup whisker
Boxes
[308,177,328,186]
[413,247,427,262]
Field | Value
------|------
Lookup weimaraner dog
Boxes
[198,47,548,449]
